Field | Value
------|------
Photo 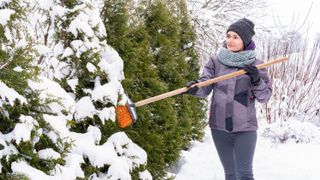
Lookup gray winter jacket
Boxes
[192,57,272,132]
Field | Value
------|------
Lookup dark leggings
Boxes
[211,129,257,180]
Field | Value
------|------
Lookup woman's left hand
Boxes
[243,65,260,86]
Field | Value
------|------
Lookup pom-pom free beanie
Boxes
[227,18,255,48]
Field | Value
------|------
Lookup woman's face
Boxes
[226,31,244,52]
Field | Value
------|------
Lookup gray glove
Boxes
[184,80,199,95]
[243,65,260,86]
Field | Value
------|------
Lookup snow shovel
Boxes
[116,57,288,128]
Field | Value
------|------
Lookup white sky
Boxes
[265,0,320,38]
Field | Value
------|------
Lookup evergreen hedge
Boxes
[102,0,206,178]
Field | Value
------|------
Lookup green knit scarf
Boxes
[217,47,256,67]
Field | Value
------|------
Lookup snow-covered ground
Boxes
[173,126,320,180]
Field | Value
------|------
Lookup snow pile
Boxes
[0,9,15,26]
[0,81,27,106]
[260,117,320,144]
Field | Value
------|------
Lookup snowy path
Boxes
[174,126,320,180]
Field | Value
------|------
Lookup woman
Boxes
[185,18,272,180]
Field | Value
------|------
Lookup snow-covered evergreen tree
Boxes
[0,1,71,179]
[1,0,152,179]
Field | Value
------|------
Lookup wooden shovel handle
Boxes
[135,57,288,107]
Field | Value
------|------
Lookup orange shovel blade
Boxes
[116,105,133,128]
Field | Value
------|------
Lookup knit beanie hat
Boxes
[227,18,255,49]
